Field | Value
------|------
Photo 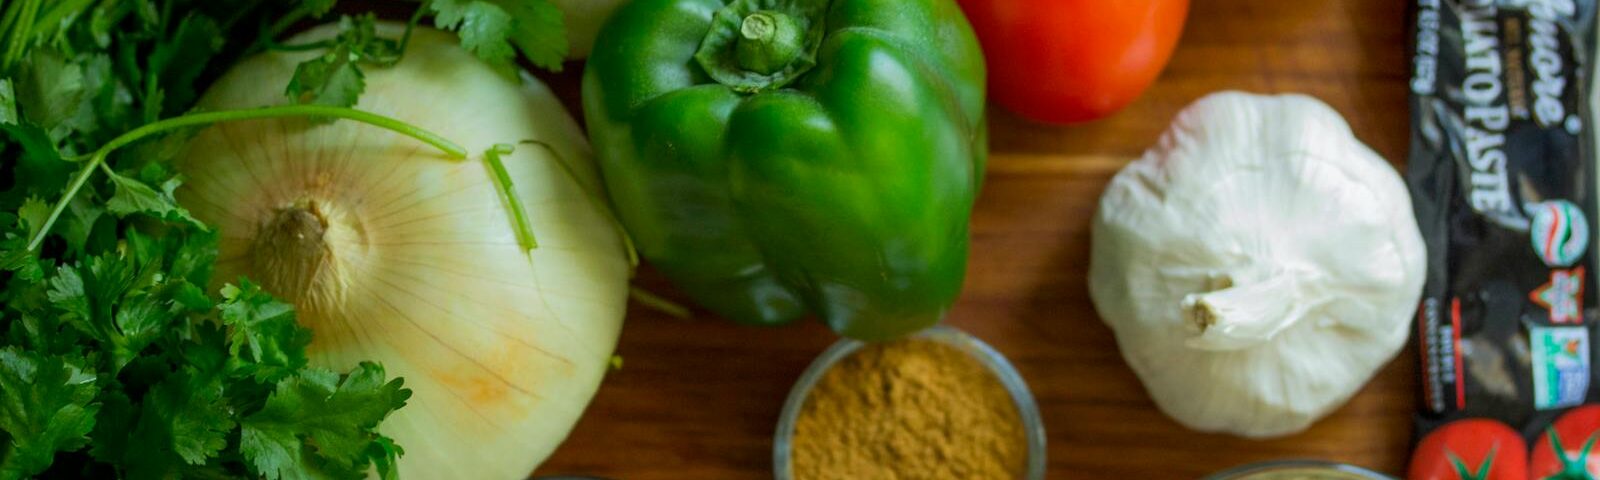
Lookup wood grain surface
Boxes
[533,0,1419,478]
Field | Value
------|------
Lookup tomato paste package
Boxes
[1406,0,1600,478]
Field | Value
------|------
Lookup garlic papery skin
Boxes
[174,24,628,479]
[1088,91,1426,438]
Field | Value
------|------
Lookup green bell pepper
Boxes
[583,0,986,340]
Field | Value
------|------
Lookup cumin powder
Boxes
[791,338,1027,479]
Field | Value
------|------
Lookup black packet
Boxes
[1408,0,1600,442]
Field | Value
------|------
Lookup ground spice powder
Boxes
[791,338,1027,479]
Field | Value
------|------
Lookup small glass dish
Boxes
[1203,460,1397,480]
[772,325,1047,479]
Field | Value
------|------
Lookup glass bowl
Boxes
[1203,460,1398,480]
[772,325,1047,479]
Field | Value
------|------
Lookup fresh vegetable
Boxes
[1409,419,1528,480]
[175,23,631,479]
[956,0,1187,124]
[0,1,464,478]
[1088,91,1425,438]
[1532,406,1600,479]
[583,0,986,340]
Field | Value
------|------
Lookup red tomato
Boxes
[955,0,1189,124]
[1531,406,1600,479]
[1410,419,1529,480]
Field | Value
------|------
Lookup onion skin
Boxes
[174,24,628,479]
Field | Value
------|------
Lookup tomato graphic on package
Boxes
[1410,419,1528,480]
[1531,406,1600,479]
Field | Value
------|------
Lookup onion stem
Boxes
[28,104,467,252]
[482,144,539,253]
[629,286,692,319]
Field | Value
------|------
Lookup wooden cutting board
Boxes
[534,0,1417,477]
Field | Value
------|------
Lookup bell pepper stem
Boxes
[736,11,803,74]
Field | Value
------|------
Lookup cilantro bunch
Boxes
[0,0,571,478]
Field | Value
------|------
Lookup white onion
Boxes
[174,24,628,479]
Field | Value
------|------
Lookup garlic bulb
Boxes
[174,25,628,478]
[1088,91,1426,438]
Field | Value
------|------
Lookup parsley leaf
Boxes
[430,0,568,73]
[122,368,232,475]
[219,281,310,384]
[57,196,105,256]
[46,250,171,373]
[0,122,72,200]
[301,0,338,17]
[0,227,42,283]
[240,363,409,480]
[0,209,43,283]
[85,389,133,464]
[16,198,47,242]
[366,435,402,480]
[104,167,202,229]
[0,79,16,124]
[286,46,367,108]
[285,14,401,108]
[146,14,223,117]
[0,348,99,479]
[13,49,93,141]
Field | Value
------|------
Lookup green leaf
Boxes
[300,0,339,17]
[498,0,568,71]
[13,49,93,141]
[0,78,15,124]
[0,229,42,283]
[170,282,211,312]
[87,389,134,463]
[335,13,402,65]
[104,169,202,228]
[88,0,158,48]
[239,363,410,480]
[166,228,217,287]
[147,14,223,116]
[16,197,48,242]
[430,0,568,73]
[45,264,96,342]
[436,1,516,65]
[0,122,72,199]
[219,281,310,383]
[367,436,402,480]
[284,14,403,108]
[107,294,174,371]
[81,53,134,141]
[285,46,365,108]
[0,348,100,479]
[58,196,104,255]
[30,0,98,45]
[126,369,233,472]
[45,250,170,372]
[2,314,62,355]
